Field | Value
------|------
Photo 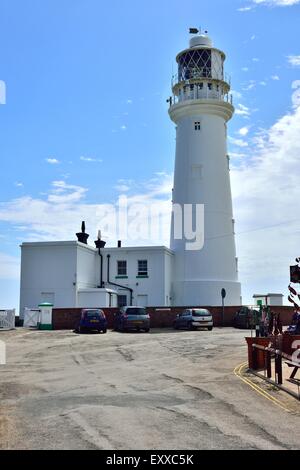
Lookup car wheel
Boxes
[102,329,107,334]
[188,322,194,330]
[208,327,213,331]
[144,328,150,333]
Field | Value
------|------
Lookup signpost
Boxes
[221,288,226,327]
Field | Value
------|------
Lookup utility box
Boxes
[38,303,53,330]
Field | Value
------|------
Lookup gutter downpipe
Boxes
[106,254,133,306]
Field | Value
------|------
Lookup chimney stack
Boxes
[76,221,89,245]
[94,229,106,249]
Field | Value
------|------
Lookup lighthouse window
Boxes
[194,122,201,131]
[138,260,148,277]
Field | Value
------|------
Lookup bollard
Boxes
[275,352,283,385]
[266,349,272,379]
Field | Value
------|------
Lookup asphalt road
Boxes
[0,327,299,450]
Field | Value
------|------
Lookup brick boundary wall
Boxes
[52,306,295,331]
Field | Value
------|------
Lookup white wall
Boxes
[77,289,118,308]
[169,104,241,306]
[19,242,174,313]
[19,242,78,317]
[101,247,174,307]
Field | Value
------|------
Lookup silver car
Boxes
[174,309,213,331]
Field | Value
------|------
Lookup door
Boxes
[137,295,148,307]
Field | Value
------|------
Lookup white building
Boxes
[20,240,174,316]
[253,294,284,307]
[19,30,242,315]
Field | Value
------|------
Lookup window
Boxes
[191,164,202,179]
[194,121,201,131]
[118,295,127,308]
[117,260,127,276]
[138,260,148,277]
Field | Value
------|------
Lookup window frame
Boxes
[137,259,148,277]
[117,260,127,277]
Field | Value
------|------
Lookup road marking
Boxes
[234,362,292,413]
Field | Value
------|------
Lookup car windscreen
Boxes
[126,308,147,316]
[85,311,101,318]
[192,310,211,317]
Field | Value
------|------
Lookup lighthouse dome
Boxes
[189,34,212,48]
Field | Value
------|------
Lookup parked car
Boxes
[114,307,150,333]
[233,307,258,329]
[77,309,107,334]
[173,309,213,331]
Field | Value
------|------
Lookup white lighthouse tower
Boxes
[169,30,241,306]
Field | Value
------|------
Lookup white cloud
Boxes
[238,6,253,11]
[271,75,280,81]
[239,0,299,10]
[0,80,6,105]
[231,80,300,302]
[253,0,300,5]
[0,174,172,246]
[230,152,248,159]
[126,99,133,105]
[121,125,127,131]
[80,156,103,163]
[46,158,60,165]
[288,55,300,67]
[229,136,249,147]
[231,90,243,99]
[14,182,24,187]
[243,80,256,91]
[238,126,250,136]
[242,67,249,72]
[235,103,251,117]
[0,253,20,280]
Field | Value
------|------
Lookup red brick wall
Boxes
[52,305,295,330]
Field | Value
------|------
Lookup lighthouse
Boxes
[169,30,242,306]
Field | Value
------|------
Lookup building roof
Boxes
[21,240,174,255]
[253,293,284,298]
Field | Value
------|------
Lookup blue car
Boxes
[77,309,107,334]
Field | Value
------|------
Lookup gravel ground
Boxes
[0,327,299,450]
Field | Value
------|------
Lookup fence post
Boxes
[275,352,283,385]
[252,345,258,370]
[266,349,272,379]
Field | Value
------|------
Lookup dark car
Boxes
[233,307,258,329]
[173,309,213,331]
[77,309,107,334]
[114,307,150,333]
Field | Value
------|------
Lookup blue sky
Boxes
[0,0,300,309]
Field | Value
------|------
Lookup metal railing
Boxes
[170,89,233,106]
[251,343,300,400]
[172,71,231,88]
